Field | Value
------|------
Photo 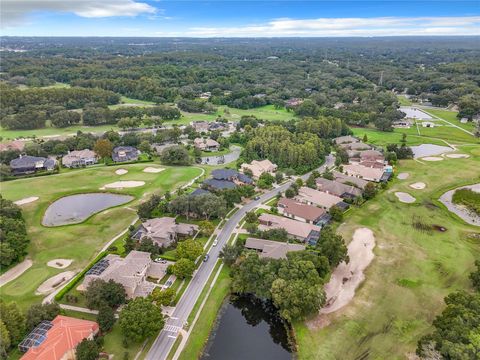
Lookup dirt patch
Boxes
[307,228,376,330]
[421,156,443,162]
[14,196,39,205]
[397,173,409,180]
[101,181,145,189]
[446,153,470,159]
[35,271,75,295]
[143,167,165,173]
[409,182,426,190]
[395,192,416,203]
[47,259,73,269]
[115,169,128,175]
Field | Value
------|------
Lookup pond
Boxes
[439,183,480,227]
[410,144,453,158]
[42,193,134,226]
[201,295,292,360]
[201,145,241,165]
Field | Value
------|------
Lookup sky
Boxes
[1,1,479,37]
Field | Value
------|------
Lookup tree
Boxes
[199,220,215,237]
[219,242,244,266]
[97,305,116,333]
[0,196,29,267]
[85,279,127,310]
[470,260,480,292]
[306,174,317,189]
[50,110,81,128]
[0,301,25,345]
[244,222,258,234]
[151,288,175,307]
[76,339,99,360]
[243,168,254,178]
[173,258,196,279]
[258,172,275,188]
[363,182,378,200]
[386,151,397,164]
[316,227,348,267]
[26,302,60,330]
[0,320,10,360]
[94,139,113,160]
[362,134,368,142]
[329,205,344,222]
[176,239,203,261]
[159,146,191,165]
[138,140,152,154]
[275,172,284,183]
[119,298,164,344]
[285,187,296,198]
[244,211,258,224]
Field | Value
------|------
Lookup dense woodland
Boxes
[1,37,479,131]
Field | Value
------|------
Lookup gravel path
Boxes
[0,259,32,287]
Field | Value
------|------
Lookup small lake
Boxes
[201,295,292,360]
[42,193,133,226]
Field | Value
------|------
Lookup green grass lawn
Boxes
[350,127,446,147]
[397,95,413,106]
[420,108,476,133]
[416,122,478,144]
[0,164,202,310]
[293,144,480,359]
[178,265,231,360]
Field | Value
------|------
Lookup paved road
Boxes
[146,154,335,360]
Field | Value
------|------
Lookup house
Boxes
[81,251,167,299]
[241,159,277,179]
[332,171,369,190]
[189,188,210,197]
[133,217,199,247]
[285,98,304,107]
[244,238,305,259]
[277,198,326,224]
[295,187,344,210]
[10,155,56,175]
[19,315,99,360]
[153,143,177,155]
[343,164,386,182]
[199,92,211,99]
[315,178,362,199]
[191,121,210,133]
[112,146,139,162]
[194,137,220,151]
[203,169,253,190]
[359,149,385,163]
[0,140,25,152]
[258,213,321,244]
[61,149,97,168]
[334,135,358,145]
[341,142,372,151]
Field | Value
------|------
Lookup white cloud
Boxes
[186,16,480,37]
[1,0,156,27]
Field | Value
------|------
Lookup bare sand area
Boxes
[115,169,128,175]
[101,181,145,189]
[422,156,443,162]
[14,197,39,205]
[143,167,165,173]
[397,173,409,180]
[409,182,426,190]
[395,192,416,203]
[47,259,73,269]
[36,271,75,295]
[321,228,376,315]
[446,153,470,159]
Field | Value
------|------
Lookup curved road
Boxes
[146,154,335,360]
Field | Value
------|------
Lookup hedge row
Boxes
[54,251,108,302]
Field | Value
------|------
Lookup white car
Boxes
[212,239,218,247]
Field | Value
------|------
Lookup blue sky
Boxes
[1,1,479,37]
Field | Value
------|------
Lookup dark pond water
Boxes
[42,193,133,226]
[201,295,292,360]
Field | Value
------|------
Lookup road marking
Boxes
[164,325,181,333]
[170,317,178,320]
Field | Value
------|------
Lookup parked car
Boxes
[165,280,173,287]
[154,258,168,264]
[212,239,218,247]
[254,196,260,200]
[203,254,210,262]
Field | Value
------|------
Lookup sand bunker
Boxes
[143,167,165,173]
[101,181,145,189]
[446,153,470,159]
[395,192,416,203]
[409,182,426,190]
[321,228,376,314]
[115,169,128,175]
[36,271,75,295]
[14,197,39,206]
[47,259,73,269]
[397,173,409,180]
[422,156,443,161]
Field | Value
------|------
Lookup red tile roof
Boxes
[21,315,99,360]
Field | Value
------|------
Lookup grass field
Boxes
[350,127,447,147]
[0,164,202,310]
[177,265,231,360]
[397,95,413,106]
[293,144,480,359]
[421,107,477,133]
